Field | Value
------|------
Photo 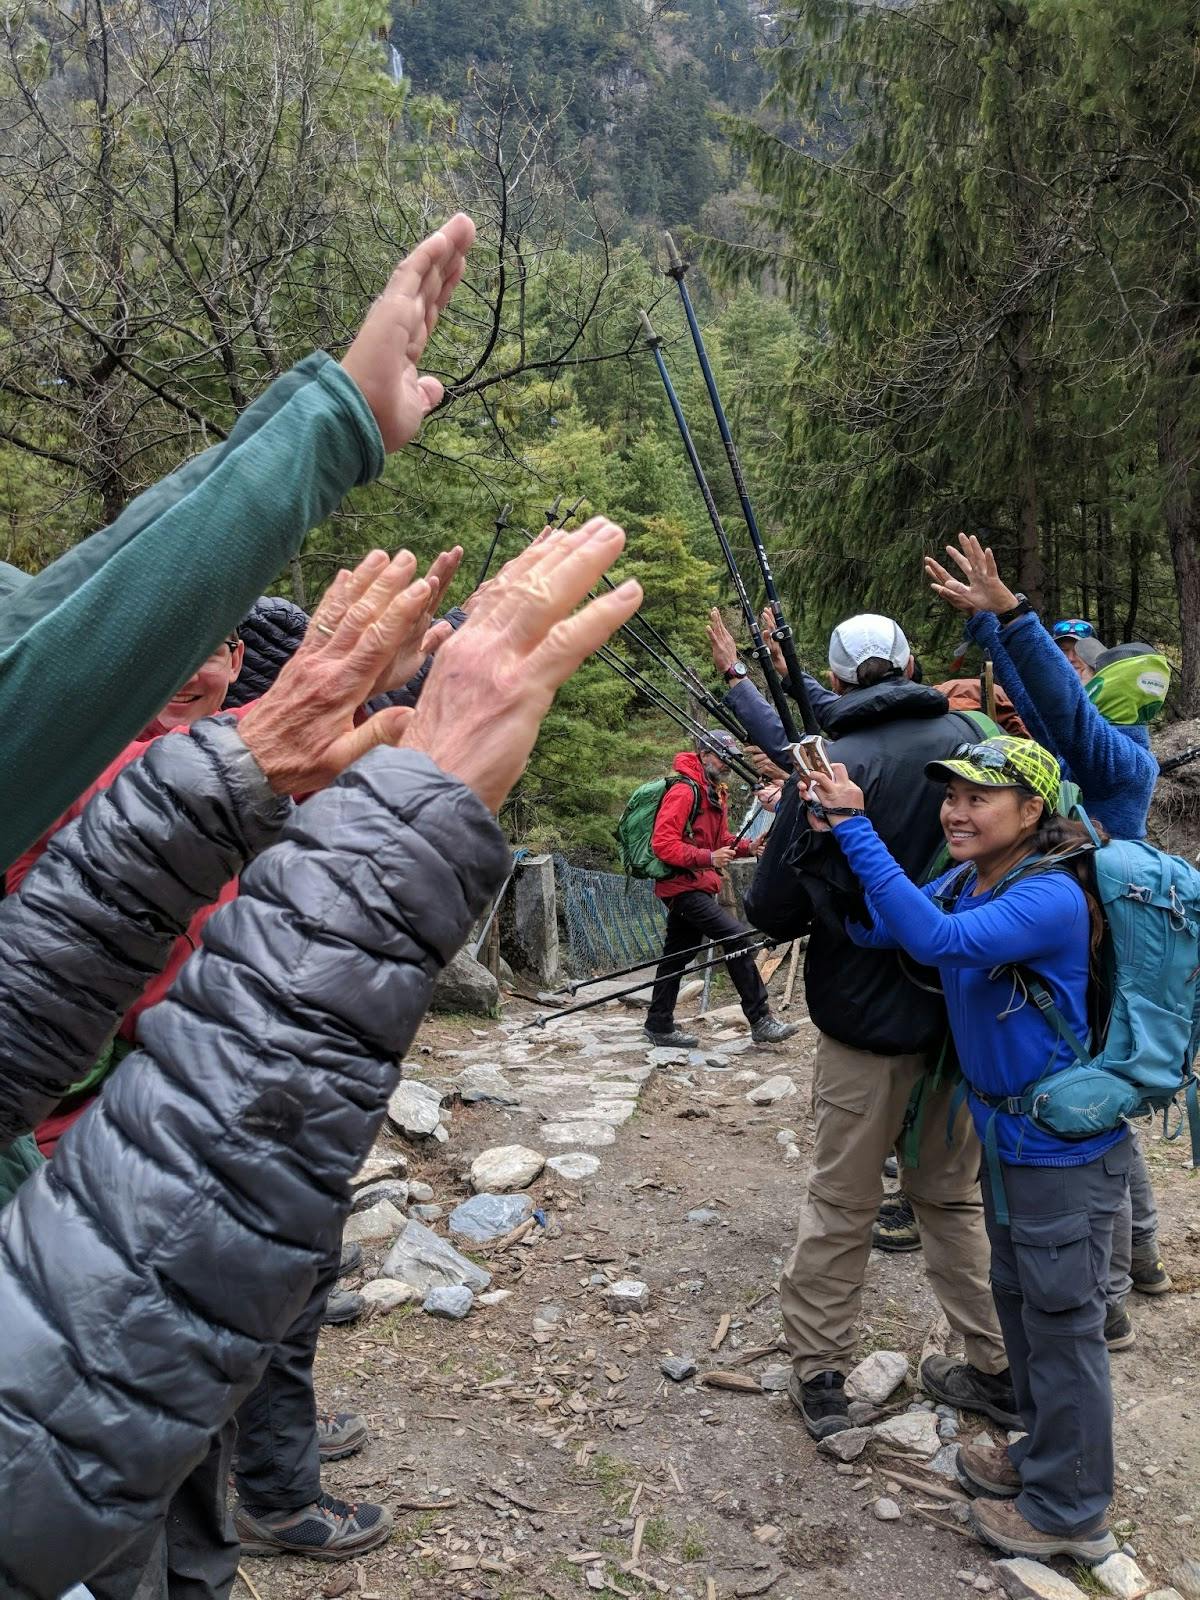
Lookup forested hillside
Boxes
[2,0,1198,857]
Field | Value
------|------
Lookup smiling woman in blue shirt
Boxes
[804,735,1128,1570]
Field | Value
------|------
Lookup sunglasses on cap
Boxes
[951,741,1031,788]
[1052,619,1096,640]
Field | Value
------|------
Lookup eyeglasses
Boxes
[1052,619,1096,640]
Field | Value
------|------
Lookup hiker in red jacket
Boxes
[645,730,798,1049]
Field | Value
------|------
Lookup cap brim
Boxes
[924,758,1019,790]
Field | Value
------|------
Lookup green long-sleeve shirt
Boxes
[0,353,384,868]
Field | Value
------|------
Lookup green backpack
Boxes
[616,776,702,880]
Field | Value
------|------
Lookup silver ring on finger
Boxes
[315,622,335,637]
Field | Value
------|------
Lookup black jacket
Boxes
[746,678,986,1055]
[0,739,509,1598]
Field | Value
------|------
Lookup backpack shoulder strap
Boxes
[956,708,1004,741]
[663,774,703,838]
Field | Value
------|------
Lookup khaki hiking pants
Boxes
[780,1032,1007,1382]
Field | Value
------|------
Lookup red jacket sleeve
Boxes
[651,782,712,870]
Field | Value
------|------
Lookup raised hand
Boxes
[707,607,740,674]
[368,545,464,696]
[804,761,866,827]
[712,846,736,869]
[401,520,643,814]
[341,213,477,452]
[926,532,1019,618]
[759,605,787,679]
[239,550,441,794]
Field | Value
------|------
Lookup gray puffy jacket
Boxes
[0,732,508,1598]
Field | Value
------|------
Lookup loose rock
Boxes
[449,1191,534,1244]
[381,1218,492,1293]
[470,1143,545,1192]
[423,1285,474,1320]
[1170,1569,1200,1600]
[342,1199,406,1245]
[817,1427,872,1463]
[646,1047,692,1068]
[431,947,499,1016]
[994,1559,1088,1600]
[350,1179,410,1214]
[660,1355,698,1383]
[604,1279,651,1315]
[541,1121,617,1148]
[782,1142,802,1162]
[457,1065,520,1106]
[1092,1555,1152,1600]
[872,1411,940,1457]
[407,1180,435,1204]
[360,1278,419,1312]
[846,1350,909,1405]
[759,1364,791,1392]
[546,1152,601,1181]
[686,1208,722,1226]
[873,1497,902,1522]
[477,1289,513,1307]
[930,1444,960,1478]
[351,1150,408,1189]
[387,1079,445,1139]
[409,1203,444,1221]
[746,1074,797,1105]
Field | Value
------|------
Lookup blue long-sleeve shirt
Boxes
[966,611,1157,839]
[832,814,1123,1166]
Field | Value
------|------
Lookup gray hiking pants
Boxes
[1107,1132,1159,1304]
[984,1137,1131,1536]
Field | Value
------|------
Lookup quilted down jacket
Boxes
[0,740,509,1598]
[223,594,311,707]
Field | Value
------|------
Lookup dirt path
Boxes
[241,984,1200,1600]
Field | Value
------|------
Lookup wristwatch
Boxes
[996,593,1034,626]
[723,661,748,682]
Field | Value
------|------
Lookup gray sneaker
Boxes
[751,1016,800,1045]
[316,1411,368,1463]
[234,1491,392,1559]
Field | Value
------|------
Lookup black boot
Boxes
[644,1025,699,1049]
[920,1354,1020,1429]
[788,1369,850,1440]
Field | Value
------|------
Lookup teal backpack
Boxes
[616,776,702,880]
[955,813,1200,1219]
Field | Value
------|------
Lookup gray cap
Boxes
[1072,635,1107,670]
[828,613,910,685]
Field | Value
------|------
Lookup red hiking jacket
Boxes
[7,706,253,1155]
[650,751,754,900]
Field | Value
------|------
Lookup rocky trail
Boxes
[242,983,1200,1600]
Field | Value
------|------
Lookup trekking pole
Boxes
[662,232,819,737]
[730,804,765,848]
[524,938,773,1027]
[1159,745,1200,776]
[511,523,750,746]
[595,642,760,785]
[639,309,801,746]
[545,934,729,997]
[476,503,511,589]
[982,650,997,722]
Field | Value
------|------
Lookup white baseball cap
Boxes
[828,614,911,685]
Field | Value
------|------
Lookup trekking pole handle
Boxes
[663,230,686,279]
[639,308,663,348]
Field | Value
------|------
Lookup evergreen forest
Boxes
[2,0,1198,857]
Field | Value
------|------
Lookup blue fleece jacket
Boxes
[966,611,1157,839]
[833,815,1124,1166]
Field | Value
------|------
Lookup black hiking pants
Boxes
[983,1137,1131,1536]
[646,890,769,1033]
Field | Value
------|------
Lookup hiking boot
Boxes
[920,1355,1021,1430]
[644,1026,699,1050]
[1131,1245,1173,1295]
[872,1193,922,1253]
[338,1242,363,1279]
[970,1497,1117,1565]
[316,1411,368,1463]
[750,1016,800,1045]
[234,1492,392,1559]
[955,1438,1021,1499]
[1105,1302,1136,1351]
[788,1369,850,1440]
[322,1287,366,1327]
